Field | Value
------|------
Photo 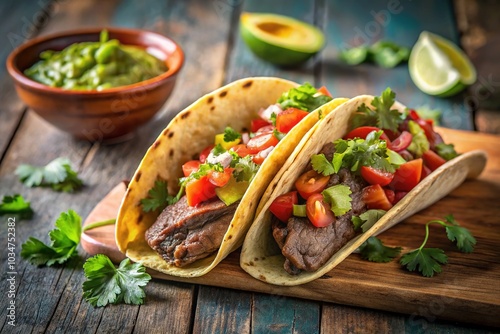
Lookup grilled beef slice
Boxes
[146,196,238,267]
[272,160,367,275]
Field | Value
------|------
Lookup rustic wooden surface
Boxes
[0,0,499,333]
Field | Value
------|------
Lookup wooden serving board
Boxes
[82,127,500,328]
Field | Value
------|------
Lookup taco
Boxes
[240,88,487,286]
[116,77,349,277]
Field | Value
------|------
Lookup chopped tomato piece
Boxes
[306,193,336,227]
[422,149,447,171]
[269,191,298,223]
[252,151,266,165]
[383,188,395,204]
[199,145,214,163]
[389,131,412,152]
[185,176,217,206]
[360,166,394,186]
[344,126,391,144]
[317,85,332,97]
[421,164,432,180]
[208,167,233,187]
[276,108,309,133]
[182,160,201,177]
[231,144,252,158]
[389,158,423,192]
[251,119,271,133]
[295,169,330,199]
[362,184,393,211]
[247,133,279,154]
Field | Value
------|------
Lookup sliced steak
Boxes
[271,147,367,275]
[146,196,238,267]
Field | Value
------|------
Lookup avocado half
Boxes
[240,12,325,66]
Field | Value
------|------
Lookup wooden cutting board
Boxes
[82,127,500,328]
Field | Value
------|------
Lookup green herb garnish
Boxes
[352,209,386,232]
[321,184,352,216]
[141,180,182,212]
[358,237,402,263]
[0,194,34,220]
[278,82,332,112]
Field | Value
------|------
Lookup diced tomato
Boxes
[185,176,217,206]
[344,126,391,144]
[317,85,332,98]
[207,167,233,187]
[269,191,298,223]
[295,169,330,199]
[251,119,271,133]
[247,133,279,154]
[389,158,423,192]
[252,151,266,165]
[362,184,393,211]
[306,193,336,227]
[276,108,309,134]
[182,160,201,177]
[422,149,447,171]
[199,145,214,163]
[394,191,408,204]
[360,166,394,186]
[388,131,412,152]
[408,109,421,121]
[384,188,395,204]
[421,164,432,180]
[231,144,252,158]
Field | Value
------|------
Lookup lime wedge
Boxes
[409,31,476,97]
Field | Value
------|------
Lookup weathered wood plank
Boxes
[252,294,320,334]
[192,287,252,333]
[319,0,474,130]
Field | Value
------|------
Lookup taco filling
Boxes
[267,88,459,275]
[143,83,334,267]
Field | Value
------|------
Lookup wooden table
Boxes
[1,0,499,333]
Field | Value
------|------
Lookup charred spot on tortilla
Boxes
[181,111,191,119]
[207,96,214,104]
[259,275,267,281]
[135,171,142,182]
[219,91,228,98]
[163,129,169,136]
[168,131,174,138]
[169,149,174,157]
[254,257,259,262]
[210,106,215,111]
[153,141,161,149]
[242,80,253,89]
[227,235,233,240]
[138,214,143,224]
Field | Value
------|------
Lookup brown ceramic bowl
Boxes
[6,27,184,141]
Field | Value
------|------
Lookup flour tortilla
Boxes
[116,77,349,277]
[240,95,487,286]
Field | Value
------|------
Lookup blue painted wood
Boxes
[319,0,473,130]
[252,294,320,334]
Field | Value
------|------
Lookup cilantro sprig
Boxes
[278,82,332,112]
[223,127,241,142]
[358,237,402,263]
[435,143,459,161]
[312,131,397,176]
[141,180,183,213]
[352,209,386,232]
[16,157,83,192]
[83,254,151,307]
[351,88,404,132]
[21,210,81,266]
[322,184,352,216]
[0,194,34,220]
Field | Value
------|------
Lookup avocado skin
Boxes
[240,22,319,67]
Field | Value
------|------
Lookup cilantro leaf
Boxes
[273,129,286,141]
[407,121,430,157]
[352,209,386,232]
[311,154,335,176]
[435,143,458,161]
[212,144,226,156]
[0,194,34,219]
[16,157,83,192]
[141,180,178,212]
[278,82,332,112]
[223,127,241,142]
[322,184,352,216]
[400,248,448,277]
[233,156,259,182]
[83,255,151,307]
[351,88,403,132]
[333,131,396,174]
[358,237,402,263]
[21,209,81,266]
[444,215,476,253]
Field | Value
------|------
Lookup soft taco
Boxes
[240,88,487,286]
[116,77,349,277]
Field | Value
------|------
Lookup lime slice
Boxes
[409,31,476,97]
[240,12,325,66]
